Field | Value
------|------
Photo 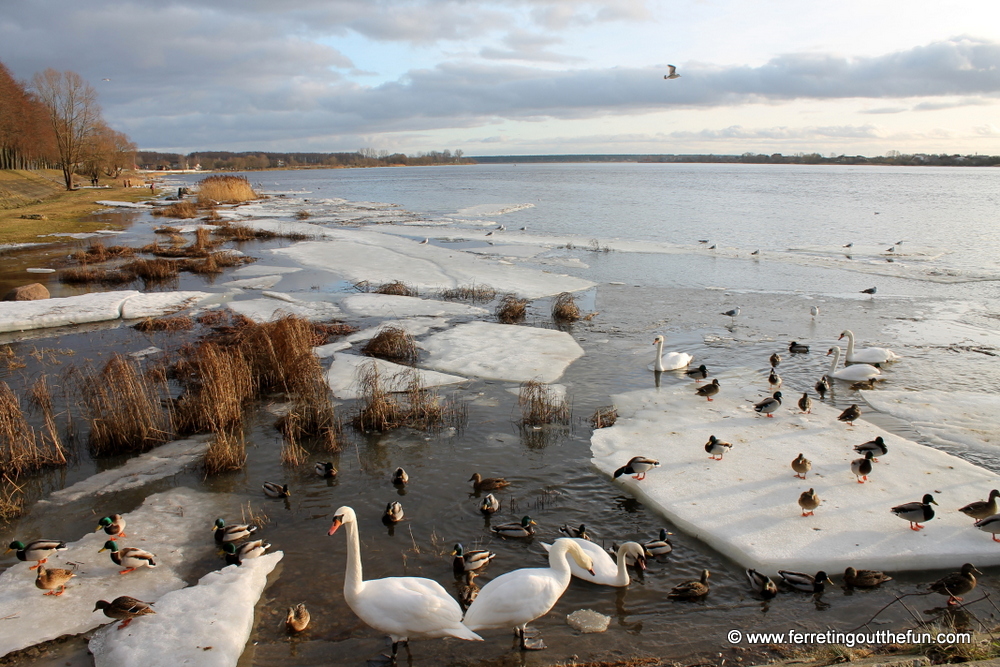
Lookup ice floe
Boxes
[225,295,342,322]
[326,354,466,399]
[591,370,1000,573]
[228,265,302,278]
[864,390,1000,453]
[220,275,284,290]
[420,322,584,383]
[0,291,210,333]
[95,200,150,208]
[121,291,210,320]
[338,294,487,319]
[89,552,282,667]
[0,487,222,658]
[341,317,452,344]
[40,438,211,506]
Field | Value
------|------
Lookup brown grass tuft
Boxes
[311,322,359,342]
[374,280,418,297]
[196,309,229,327]
[589,405,618,429]
[121,258,180,286]
[196,175,257,204]
[151,201,199,218]
[172,342,255,435]
[361,326,418,365]
[495,293,528,324]
[0,476,25,523]
[203,430,247,475]
[439,284,498,303]
[0,382,64,477]
[352,362,406,432]
[518,380,570,426]
[60,266,136,286]
[551,292,581,323]
[351,362,463,433]
[71,242,136,264]
[294,210,310,220]
[133,316,194,333]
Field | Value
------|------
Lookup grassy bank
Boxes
[0,170,155,246]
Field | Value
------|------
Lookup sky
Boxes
[3,0,1000,156]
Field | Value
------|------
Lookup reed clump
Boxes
[0,476,25,523]
[374,280,418,297]
[294,210,311,220]
[352,362,405,432]
[0,381,65,477]
[589,405,618,429]
[311,322,359,342]
[76,355,171,456]
[151,201,199,218]
[551,292,581,323]
[27,376,65,467]
[121,258,180,286]
[196,175,258,204]
[133,316,194,333]
[71,242,136,264]
[361,326,418,365]
[214,223,278,241]
[60,266,136,286]
[495,293,528,323]
[518,380,570,426]
[439,284,498,303]
[351,362,463,432]
[203,430,247,475]
[172,342,255,435]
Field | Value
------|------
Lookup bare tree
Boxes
[32,69,101,190]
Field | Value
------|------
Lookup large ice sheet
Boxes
[338,294,487,319]
[420,322,584,383]
[271,230,595,299]
[0,291,139,333]
[121,291,210,319]
[342,317,452,344]
[0,488,222,658]
[226,295,342,322]
[591,372,1000,573]
[864,390,1000,453]
[40,437,211,506]
[326,354,467,399]
[89,552,282,667]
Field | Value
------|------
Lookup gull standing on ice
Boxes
[721,306,740,320]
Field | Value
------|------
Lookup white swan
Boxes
[839,330,900,364]
[541,538,645,587]
[327,506,481,660]
[649,335,693,371]
[462,537,595,650]
[826,346,881,382]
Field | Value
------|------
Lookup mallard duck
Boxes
[479,493,500,515]
[815,375,829,399]
[854,436,888,461]
[791,453,811,479]
[212,518,258,543]
[746,568,777,599]
[559,524,591,540]
[797,393,812,414]
[891,493,937,530]
[93,596,156,630]
[838,404,861,425]
[850,378,878,391]
[6,539,67,570]
[930,563,981,605]
[767,369,782,390]
[696,378,721,401]
[469,473,510,492]
[644,529,673,557]
[613,456,660,481]
[851,451,875,483]
[315,462,337,478]
[222,539,270,565]
[778,570,834,593]
[382,501,404,525]
[99,540,157,575]
[491,515,536,538]
[973,514,1000,541]
[286,603,310,633]
[263,482,290,498]
[705,435,732,460]
[769,353,781,368]
[788,341,810,354]
[392,467,409,486]
[35,564,76,596]
[960,490,1000,522]
[452,543,496,574]
[96,515,127,539]
[686,364,708,380]
[755,391,782,418]
[843,566,893,588]
[668,569,710,600]
[458,571,479,610]
[798,488,820,516]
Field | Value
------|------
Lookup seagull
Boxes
[698,239,709,244]
[497,225,506,232]
[520,226,527,231]
[102,78,111,81]
[708,244,716,250]
[485,231,494,236]
[751,249,760,256]
[886,246,895,253]
[860,286,877,295]
[843,242,853,248]
[721,307,740,320]
[418,238,428,244]
[810,305,820,318]
[664,65,681,80]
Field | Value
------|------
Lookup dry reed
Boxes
[277,411,310,466]
[121,258,180,286]
[196,309,229,327]
[495,293,528,323]
[439,284,498,303]
[76,355,171,456]
[351,362,463,432]
[0,475,25,523]
[172,342,255,435]
[518,380,570,426]
[361,326,418,365]
[551,292,581,323]
[311,322,359,342]
[374,281,418,297]
[154,226,181,235]
[151,201,199,218]
[196,175,257,204]
[589,405,618,429]
[71,242,136,264]
[294,210,311,220]
[27,376,65,467]
[203,430,247,474]
[60,266,136,286]
[133,316,195,333]
[352,362,405,432]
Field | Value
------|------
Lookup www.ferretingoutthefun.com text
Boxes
[727,629,972,647]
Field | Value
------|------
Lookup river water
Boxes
[2,163,1000,666]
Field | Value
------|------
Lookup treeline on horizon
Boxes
[471,152,1000,167]
[138,148,473,171]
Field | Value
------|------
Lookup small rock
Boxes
[3,283,50,301]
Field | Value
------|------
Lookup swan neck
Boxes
[828,347,841,373]
[614,545,631,585]
[548,542,576,586]
[653,338,664,370]
[843,331,855,356]
[342,519,364,600]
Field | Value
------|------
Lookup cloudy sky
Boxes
[3,0,1000,156]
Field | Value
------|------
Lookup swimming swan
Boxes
[826,346,881,382]
[462,537,595,650]
[839,330,899,364]
[327,506,481,661]
[649,335,693,371]
[541,538,645,587]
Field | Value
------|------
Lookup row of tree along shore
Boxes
[471,152,1000,167]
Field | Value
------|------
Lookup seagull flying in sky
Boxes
[664,65,680,80]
